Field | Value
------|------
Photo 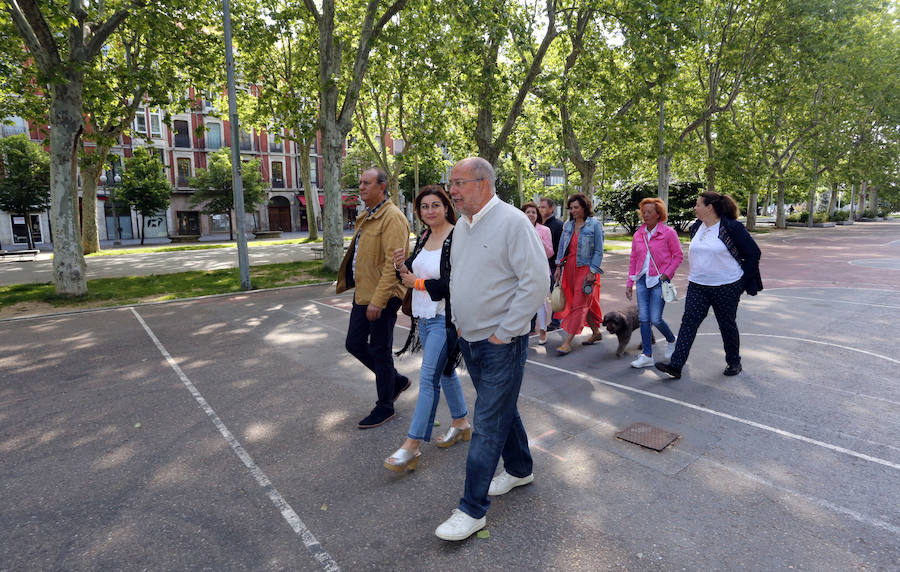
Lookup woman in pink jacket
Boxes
[522,201,554,344]
[626,198,684,368]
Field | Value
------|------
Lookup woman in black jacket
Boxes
[384,186,470,471]
[656,191,762,379]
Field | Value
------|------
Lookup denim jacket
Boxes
[556,217,604,274]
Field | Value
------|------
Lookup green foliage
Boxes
[189,148,266,215]
[119,148,172,221]
[599,181,702,234]
[397,149,448,203]
[828,210,849,222]
[0,134,51,216]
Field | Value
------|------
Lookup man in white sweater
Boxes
[434,157,551,541]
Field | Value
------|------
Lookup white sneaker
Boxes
[488,470,534,496]
[630,354,655,368]
[665,339,677,360]
[435,509,486,541]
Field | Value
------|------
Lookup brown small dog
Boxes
[602,306,653,357]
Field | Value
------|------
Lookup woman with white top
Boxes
[385,185,471,471]
[656,192,762,379]
[625,198,684,368]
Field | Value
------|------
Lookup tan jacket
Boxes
[336,200,410,307]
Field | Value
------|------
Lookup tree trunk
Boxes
[657,93,668,206]
[775,179,786,229]
[80,159,104,254]
[140,214,146,245]
[867,186,878,213]
[228,210,234,241]
[746,191,758,230]
[704,119,716,194]
[857,180,867,215]
[515,158,524,207]
[298,136,318,240]
[321,132,346,272]
[24,212,35,250]
[48,84,88,296]
[849,182,856,220]
[826,182,837,217]
[579,163,596,197]
[658,154,672,207]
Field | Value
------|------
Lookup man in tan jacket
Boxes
[337,168,411,428]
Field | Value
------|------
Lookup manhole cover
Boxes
[615,423,679,452]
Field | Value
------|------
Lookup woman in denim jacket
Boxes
[553,193,604,356]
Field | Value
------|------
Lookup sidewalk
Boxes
[0,231,356,286]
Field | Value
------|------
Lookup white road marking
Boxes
[753,293,900,310]
[715,332,900,366]
[525,359,900,471]
[130,307,340,572]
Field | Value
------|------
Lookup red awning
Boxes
[297,194,325,207]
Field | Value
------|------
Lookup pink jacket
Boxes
[627,222,684,287]
[535,223,554,258]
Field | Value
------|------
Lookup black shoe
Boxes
[358,407,395,429]
[392,375,411,401]
[547,323,560,332]
[655,361,682,379]
[723,363,742,376]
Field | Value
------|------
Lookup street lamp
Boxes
[99,173,123,244]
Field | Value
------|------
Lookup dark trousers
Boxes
[345,296,403,411]
[458,335,533,519]
[670,278,744,369]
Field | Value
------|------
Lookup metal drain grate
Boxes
[615,423,679,452]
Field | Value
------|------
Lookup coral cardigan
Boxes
[626,222,684,288]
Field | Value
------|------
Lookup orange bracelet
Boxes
[415,278,426,291]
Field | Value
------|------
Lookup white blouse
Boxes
[411,247,445,318]
[687,221,744,286]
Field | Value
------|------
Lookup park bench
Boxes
[252,231,282,239]
[169,235,201,243]
[0,249,39,262]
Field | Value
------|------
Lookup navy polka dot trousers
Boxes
[670,278,744,370]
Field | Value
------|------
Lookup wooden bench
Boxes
[0,249,39,262]
[169,235,201,243]
[253,231,282,239]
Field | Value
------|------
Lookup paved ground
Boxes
[1,221,898,570]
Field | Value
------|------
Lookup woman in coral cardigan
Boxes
[625,198,684,368]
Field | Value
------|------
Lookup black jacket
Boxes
[543,215,563,274]
[689,218,763,296]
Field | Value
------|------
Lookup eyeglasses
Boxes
[420,201,444,211]
[448,177,485,189]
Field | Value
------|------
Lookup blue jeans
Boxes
[458,335,533,519]
[407,316,468,441]
[635,276,676,356]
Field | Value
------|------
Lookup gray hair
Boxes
[463,157,496,193]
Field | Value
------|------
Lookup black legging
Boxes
[669,277,744,369]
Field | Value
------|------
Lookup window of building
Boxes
[133,108,147,136]
[210,213,230,232]
[1,116,27,137]
[176,158,191,186]
[173,120,191,148]
[309,156,319,187]
[176,211,200,235]
[207,123,222,150]
[239,129,253,151]
[547,167,565,187]
[149,110,162,138]
[271,161,284,188]
[268,132,283,153]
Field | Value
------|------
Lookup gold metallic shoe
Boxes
[436,425,472,448]
[384,448,421,471]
